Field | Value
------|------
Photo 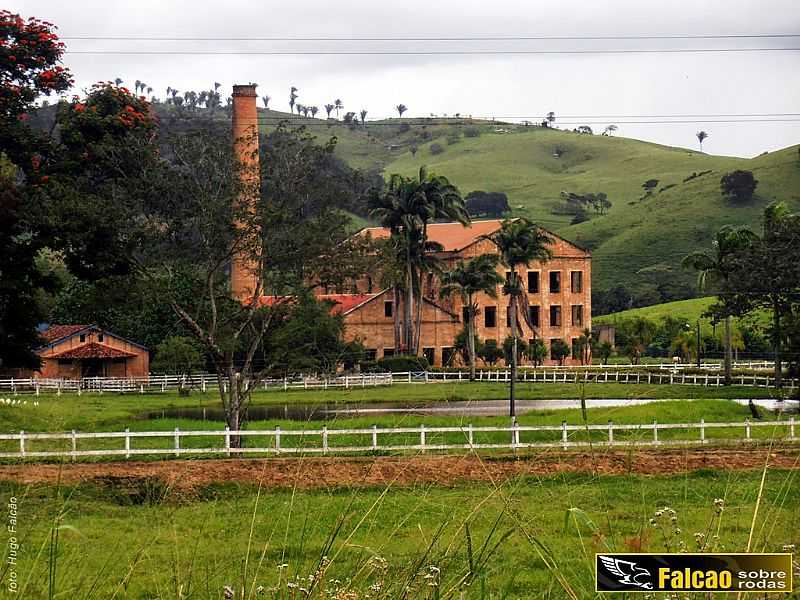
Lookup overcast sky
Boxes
[11,0,800,157]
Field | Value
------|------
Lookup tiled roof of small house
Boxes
[40,324,91,344]
[49,342,137,360]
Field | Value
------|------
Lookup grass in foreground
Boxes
[3,466,798,598]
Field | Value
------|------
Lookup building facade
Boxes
[336,219,592,367]
[33,325,149,379]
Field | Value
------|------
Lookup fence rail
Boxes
[0,418,796,460]
[0,367,795,395]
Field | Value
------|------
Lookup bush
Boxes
[361,355,430,372]
[464,126,481,138]
[446,132,461,145]
[397,122,410,133]
[720,170,758,202]
[430,143,444,155]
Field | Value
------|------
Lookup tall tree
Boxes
[369,166,468,353]
[310,106,318,118]
[324,103,334,118]
[546,111,556,127]
[683,226,757,384]
[482,219,553,416]
[396,104,408,118]
[261,95,271,108]
[696,130,709,151]
[439,255,503,380]
[334,98,343,117]
[289,86,298,113]
[360,109,368,125]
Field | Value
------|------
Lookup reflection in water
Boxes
[144,397,798,422]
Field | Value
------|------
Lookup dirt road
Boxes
[0,446,798,491]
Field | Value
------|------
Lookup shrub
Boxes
[464,126,481,138]
[446,132,461,145]
[430,143,444,155]
[720,170,758,202]
[397,122,410,133]
[362,355,430,372]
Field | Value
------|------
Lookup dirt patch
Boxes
[1,447,798,492]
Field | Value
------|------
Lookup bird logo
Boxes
[598,556,653,590]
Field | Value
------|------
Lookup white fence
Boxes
[1,418,796,460]
[0,368,796,395]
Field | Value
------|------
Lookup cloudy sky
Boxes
[11,0,800,157]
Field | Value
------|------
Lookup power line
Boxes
[61,33,800,41]
[240,117,800,125]
[64,47,800,56]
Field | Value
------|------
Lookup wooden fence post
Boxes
[607,421,613,445]
[174,428,180,457]
[700,418,705,443]
[789,416,795,441]
[467,424,474,448]
[420,424,426,452]
[275,426,281,453]
[71,429,77,461]
[653,420,658,445]
[125,428,131,458]
[371,425,378,451]
[745,418,751,440]
[19,430,24,457]
[562,421,568,449]
[224,426,231,457]
[322,426,328,455]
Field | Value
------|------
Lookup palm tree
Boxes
[114,77,123,87]
[360,109,368,125]
[696,131,709,151]
[334,99,343,117]
[396,104,408,118]
[370,167,469,353]
[134,79,142,94]
[261,95,271,108]
[546,111,556,127]
[683,226,756,384]
[439,255,503,380]
[310,106,319,118]
[603,124,618,136]
[146,86,153,97]
[324,104,334,118]
[482,218,553,416]
[289,87,298,113]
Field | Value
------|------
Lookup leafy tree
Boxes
[261,95,270,108]
[334,98,343,117]
[603,124,618,135]
[342,111,356,124]
[482,218,553,415]
[396,104,408,118]
[453,328,483,368]
[151,335,203,379]
[465,191,510,218]
[478,339,503,366]
[550,339,570,366]
[525,338,548,367]
[439,254,503,380]
[546,111,556,127]
[617,317,657,364]
[310,106,318,118]
[683,225,757,384]
[503,336,528,365]
[289,86,298,113]
[576,125,593,134]
[324,103,334,118]
[595,340,613,364]
[696,130,708,151]
[359,109,368,125]
[720,170,758,203]
[370,166,468,354]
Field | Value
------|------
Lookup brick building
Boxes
[337,219,592,367]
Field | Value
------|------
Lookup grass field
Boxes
[3,466,798,598]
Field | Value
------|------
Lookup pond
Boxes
[142,397,799,422]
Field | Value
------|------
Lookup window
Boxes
[383,348,395,358]
[79,334,86,343]
[571,271,583,293]
[527,271,540,293]
[505,270,512,283]
[506,309,512,328]
[572,338,580,360]
[550,305,562,327]
[462,307,470,323]
[364,349,377,361]
[98,333,104,342]
[550,339,560,359]
[549,271,561,293]
[442,347,455,366]
[423,347,435,365]
[384,301,393,318]
[529,306,540,327]
[367,276,373,293]
[485,306,497,328]
[571,305,584,326]
[426,272,434,294]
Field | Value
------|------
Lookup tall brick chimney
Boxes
[230,84,260,300]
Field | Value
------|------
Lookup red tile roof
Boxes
[40,324,90,344]
[360,219,504,252]
[49,342,137,360]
